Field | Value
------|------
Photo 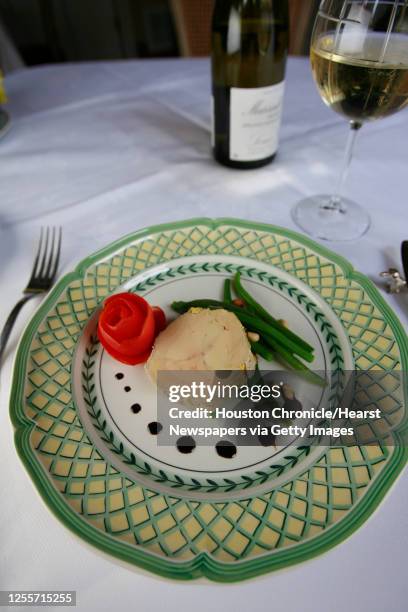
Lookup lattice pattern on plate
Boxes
[29,426,389,563]
[13,219,407,581]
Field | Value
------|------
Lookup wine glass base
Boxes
[292,195,371,241]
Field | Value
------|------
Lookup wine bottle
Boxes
[211,0,289,169]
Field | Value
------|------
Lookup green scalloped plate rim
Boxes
[9,217,408,582]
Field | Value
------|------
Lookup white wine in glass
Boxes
[292,0,408,241]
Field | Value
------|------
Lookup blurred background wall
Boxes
[0,0,320,72]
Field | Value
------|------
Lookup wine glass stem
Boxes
[327,121,362,213]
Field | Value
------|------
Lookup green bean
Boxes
[252,334,326,386]
[172,300,219,314]
[253,337,326,386]
[259,329,313,363]
[234,272,314,354]
[250,341,275,362]
[223,279,232,304]
[262,336,326,387]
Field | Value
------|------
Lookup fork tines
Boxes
[29,226,62,286]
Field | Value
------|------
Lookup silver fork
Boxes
[0,227,62,364]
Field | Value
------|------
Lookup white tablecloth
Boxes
[0,58,407,612]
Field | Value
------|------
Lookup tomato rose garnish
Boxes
[97,293,166,365]
[152,306,167,334]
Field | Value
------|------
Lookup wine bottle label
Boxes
[229,82,285,162]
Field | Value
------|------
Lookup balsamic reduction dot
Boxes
[176,436,196,454]
[148,421,163,435]
[284,398,303,412]
[258,432,276,447]
[131,403,141,414]
[216,370,232,380]
[215,441,237,459]
[115,373,124,380]
[124,386,131,393]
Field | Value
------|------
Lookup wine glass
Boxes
[292,0,408,241]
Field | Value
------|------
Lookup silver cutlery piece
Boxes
[0,227,62,364]
[380,269,406,294]
[380,242,408,294]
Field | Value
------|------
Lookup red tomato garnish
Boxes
[97,293,165,365]
[152,306,166,335]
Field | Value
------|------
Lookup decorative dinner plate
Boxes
[11,219,408,582]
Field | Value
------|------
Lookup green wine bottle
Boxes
[211,0,289,169]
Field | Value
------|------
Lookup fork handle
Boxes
[0,295,35,364]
